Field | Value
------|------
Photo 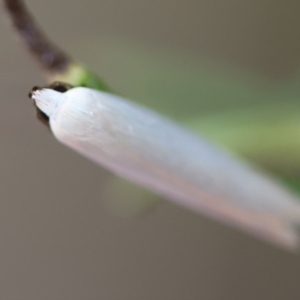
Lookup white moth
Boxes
[32,87,300,249]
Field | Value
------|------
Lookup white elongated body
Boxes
[32,87,300,248]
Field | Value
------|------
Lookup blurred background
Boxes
[1,0,300,299]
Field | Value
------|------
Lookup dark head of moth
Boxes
[29,81,73,128]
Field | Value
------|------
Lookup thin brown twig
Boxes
[3,0,71,73]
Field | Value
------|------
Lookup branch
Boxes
[3,0,71,73]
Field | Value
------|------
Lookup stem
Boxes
[3,0,71,73]
[3,0,110,90]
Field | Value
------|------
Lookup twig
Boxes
[3,0,71,73]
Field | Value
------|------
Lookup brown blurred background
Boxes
[1,0,300,299]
